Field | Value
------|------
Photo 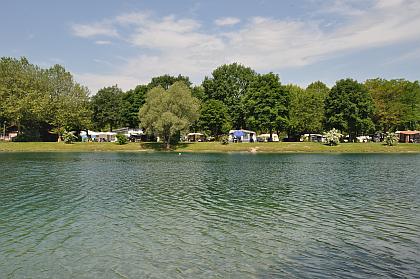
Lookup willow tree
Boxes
[139,81,200,149]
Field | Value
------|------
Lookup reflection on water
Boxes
[0,152,419,278]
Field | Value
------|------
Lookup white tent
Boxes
[80,130,117,142]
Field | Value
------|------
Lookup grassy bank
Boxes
[1,141,420,153]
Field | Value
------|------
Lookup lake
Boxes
[0,152,419,278]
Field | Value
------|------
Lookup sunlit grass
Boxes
[1,141,419,153]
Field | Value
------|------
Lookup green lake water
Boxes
[0,152,419,278]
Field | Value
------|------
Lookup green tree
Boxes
[44,64,92,140]
[306,81,330,95]
[91,85,123,131]
[0,57,91,141]
[148,74,191,90]
[399,80,420,130]
[191,85,205,101]
[203,63,256,129]
[198,99,231,138]
[286,84,306,137]
[304,81,329,132]
[244,73,287,140]
[325,79,375,140]
[365,78,401,132]
[287,82,329,136]
[121,85,148,128]
[139,81,200,149]
[0,57,43,136]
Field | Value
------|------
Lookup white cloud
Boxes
[95,40,112,45]
[74,73,142,94]
[214,17,241,26]
[374,0,405,9]
[72,0,420,92]
[319,0,369,16]
[115,12,150,25]
[71,22,118,38]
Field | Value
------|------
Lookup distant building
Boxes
[395,131,420,143]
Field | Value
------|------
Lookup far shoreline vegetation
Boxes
[1,57,419,150]
[1,142,420,153]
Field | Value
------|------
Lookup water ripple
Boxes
[0,152,419,278]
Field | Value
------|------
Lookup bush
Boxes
[116,134,128,145]
[62,131,77,144]
[324,128,342,146]
[219,135,229,145]
[384,132,399,146]
[300,134,309,142]
[12,134,38,142]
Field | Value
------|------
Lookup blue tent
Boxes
[233,130,244,137]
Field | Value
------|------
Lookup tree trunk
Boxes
[57,126,62,142]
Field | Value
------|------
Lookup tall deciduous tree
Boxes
[286,84,307,137]
[45,64,91,140]
[121,85,148,128]
[0,57,42,135]
[365,78,420,131]
[198,99,231,138]
[148,74,191,90]
[0,58,91,141]
[287,81,329,136]
[244,73,287,140]
[91,85,123,131]
[203,63,256,129]
[325,79,375,140]
[139,81,200,149]
[399,80,420,130]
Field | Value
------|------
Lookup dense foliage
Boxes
[202,63,256,129]
[384,132,399,146]
[244,73,288,140]
[116,133,128,145]
[1,57,419,143]
[0,57,91,141]
[91,85,124,132]
[198,99,231,138]
[325,79,375,141]
[365,78,420,131]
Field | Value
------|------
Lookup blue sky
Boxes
[1,0,420,93]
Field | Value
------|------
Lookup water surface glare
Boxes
[0,152,419,278]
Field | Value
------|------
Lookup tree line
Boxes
[1,57,419,143]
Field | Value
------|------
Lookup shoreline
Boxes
[1,142,420,153]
